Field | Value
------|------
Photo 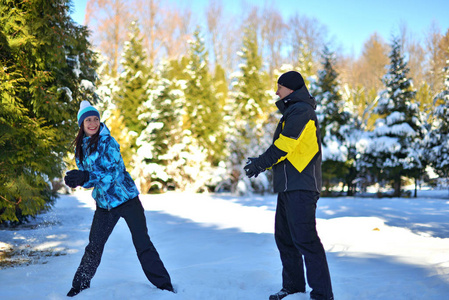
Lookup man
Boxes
[244,71,333,300]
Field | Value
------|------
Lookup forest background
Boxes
[1,0,449,223]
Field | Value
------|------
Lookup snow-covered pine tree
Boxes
[336,85,370,196]
[427,57,449,179]
[228,25,273,193]
[361,36,423,197]
[141,68,182,166]
[183,29,226,166]
[296,43,315,86]
[115,21,151,141]
[229,26,272,160]
[314,46,350,144]
[132,60,187,192]
[0,0,97,223]
[212,62,231,161]
[313,45,351,194]
[134,33,228,193]
[214,63,229,116]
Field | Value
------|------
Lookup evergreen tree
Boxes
[135,55,225,193]
[214,63,229,111]
[226,25,273,193]
[313,45,351,194]
[346,86,379,195]
[229,26,271,161]
[183,29,225,165]
[0,0,97,223]
[133,60,186,192]
[115,21,151,137]
[360,36,422,197]
[212,63,230,161]
[233,27,271,118]
[427,57,449,179]
[314,46,350,144]
[296,43,315,86]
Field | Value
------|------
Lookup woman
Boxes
[64,101,174,297]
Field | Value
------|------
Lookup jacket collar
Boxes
[275,85,316,115]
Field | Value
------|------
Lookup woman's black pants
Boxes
[71,196,173,291]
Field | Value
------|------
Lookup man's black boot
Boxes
[269,288,304,300]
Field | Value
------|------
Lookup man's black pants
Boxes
[71,196,173,291]
[275,190,333,300]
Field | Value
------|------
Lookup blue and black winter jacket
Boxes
[76,123,139,210]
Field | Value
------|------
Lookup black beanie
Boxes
[277,71,305,91]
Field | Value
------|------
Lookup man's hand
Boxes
[64,170,90,188]
[244,157,265,178]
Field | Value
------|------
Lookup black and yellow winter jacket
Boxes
[257,85,322,193]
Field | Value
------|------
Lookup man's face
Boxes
[276,84,294,100]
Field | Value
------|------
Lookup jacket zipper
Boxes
[103,189,111,211]
[97,186,110,211]
[116,179,131,198]
[82,143,111,210]
[283,163,288,192]
[313,164,319,193]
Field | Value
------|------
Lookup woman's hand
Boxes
[64,170,90,188]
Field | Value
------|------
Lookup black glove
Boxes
[64,170,90,188]
[243,157,265,178]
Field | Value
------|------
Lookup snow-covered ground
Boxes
[1,189,449,300]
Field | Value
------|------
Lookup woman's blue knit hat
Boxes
[77,101,100,127]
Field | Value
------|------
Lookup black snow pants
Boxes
[71,196,173,291]
[275,190,333,300]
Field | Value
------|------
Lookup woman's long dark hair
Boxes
[73,124,100,165]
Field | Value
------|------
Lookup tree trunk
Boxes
[393,176,401,197]
[414,177,418,198]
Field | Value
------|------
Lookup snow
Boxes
[2,190,449,299]
[322,139,347,161]
[374,122,416,137]
[386,111,405,125]
[67,55,81,78]
[57,87,72,102]
[368,136,400,153]
[80,80,95,92]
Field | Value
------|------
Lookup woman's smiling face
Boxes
[83,116,100,137]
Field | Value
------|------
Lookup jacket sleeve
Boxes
[81,137,122,190]
[257,103,313,169]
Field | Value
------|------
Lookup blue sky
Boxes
[70,0,449,57]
